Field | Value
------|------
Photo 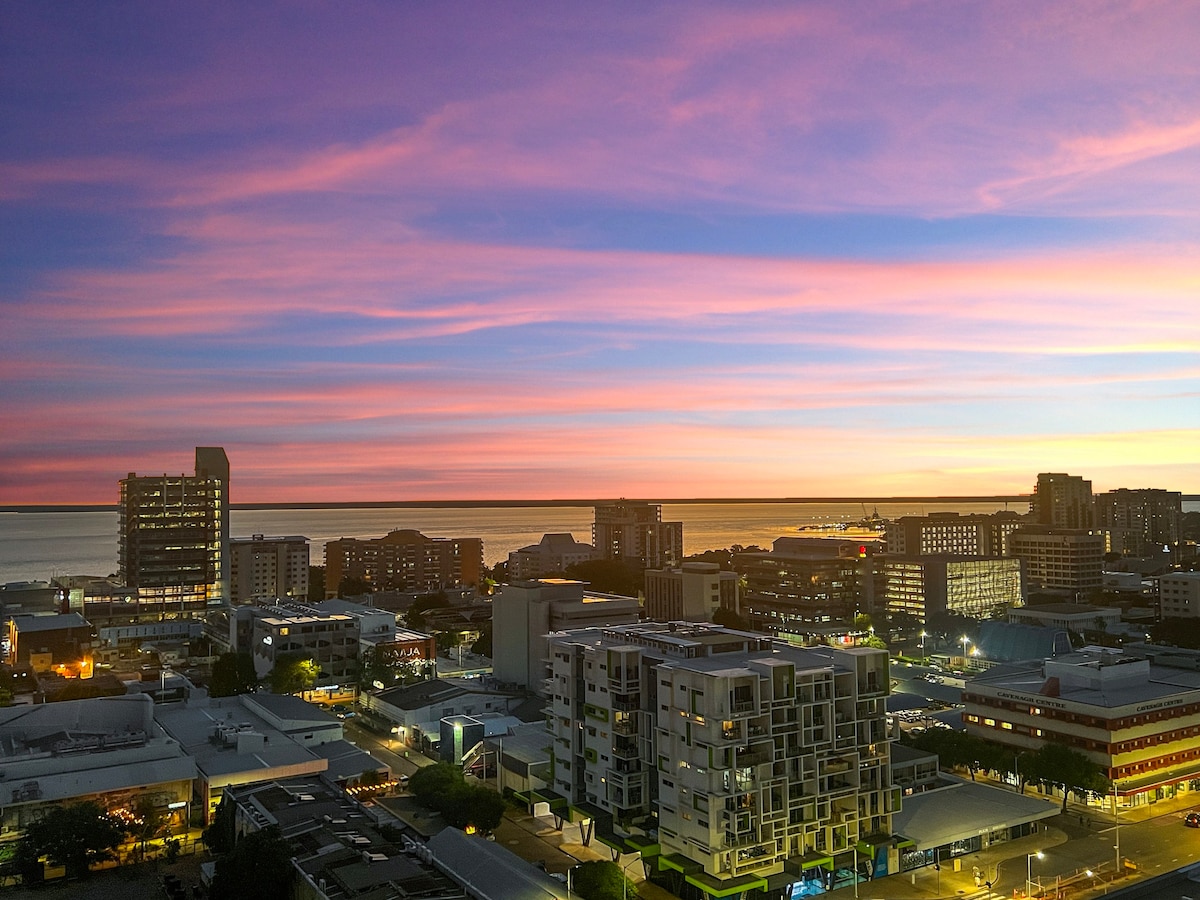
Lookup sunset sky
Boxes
[3,3,1198,503]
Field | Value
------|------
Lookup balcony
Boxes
[613,737,640,760]
[611,693,640,712]
[613,718,637,736]
[735,749,772,767]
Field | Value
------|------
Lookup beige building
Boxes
[644,561,739,622]
[1008,526,1103,595]
[491,579,639,693]
[1160,572,1200,619]
[508,533,595,580]
[963,650,1200,809]
[1031,472,1095,530]
[593,501,683,569]
[324,529,482,597]
[545,623,894,895]
[1095,488,1182,557]
[230,534,310,604]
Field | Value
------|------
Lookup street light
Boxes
[1027,850,1044,898]
[919,630,927,658]
[620,854,641,900]
[961,636,970,667]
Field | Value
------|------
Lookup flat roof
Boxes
[891,777,1059,848]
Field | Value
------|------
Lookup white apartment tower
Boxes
[546,623,893,892]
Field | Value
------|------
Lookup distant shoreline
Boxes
[0,495,1043,513]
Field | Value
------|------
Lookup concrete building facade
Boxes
[1008,526,1104,595]
[884,511,1027,558]
[324,529,483,598]
[545,623,894,895]
[491,579,639,693]
[118,446,230,615]
[1160,572,1200,619]
[507,533,595,580]
[230,534,310,604]
[593,502,683,570]
[739,537,875,632]
[644,562,739,622]
[1095,488,1183,557]
[1031,472,1095,530]
[963,650,1200,809]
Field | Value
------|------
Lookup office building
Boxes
[877,555,1022,624]
[491,579,639,693]
[545,622,894,893]
[644,561,739,622]
[230,534,310,604]
[1031,472,1094,530]
[884,511,1026,557]
[1094,488,1183,557]
[963,650,1200,810]
[507,532,595,580]
[739,537,876,632]
[6,612,97,677]
[593,501,683,569]
[237,602,359,682]
[118,446,230,615]
[1008,526,1103,595]
[324,529,482,598]
[1160,572,1200,619]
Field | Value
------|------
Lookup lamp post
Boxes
[1027,850,1044,898]
[919,630,927,659]
[852,844,859,899]
[960,636,970,667]
[1113,780,1121,878]
[620,855,641,900]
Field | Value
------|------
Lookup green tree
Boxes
[712,606,752,631]
[19,801,127,880]
[405,592,452,630]
[210,652,259,697]
[202,795,236,856]
[1024,742,1110,810]
[563,559,643,597]
[573,859,637,900]
[130,796,168,859]
[269,652,319,694]
[408,762,505,832]
[209,825,293,900]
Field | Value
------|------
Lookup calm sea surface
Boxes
[2,499,1195,584]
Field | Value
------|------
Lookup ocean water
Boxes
[0,500,1024,583]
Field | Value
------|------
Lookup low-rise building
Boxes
[1008,603,1121,633]
[644,562,739,622]
[0,694,195,839]
[359,678,526,753]
[156,692,380,822]
[507,533,595,580]
[1160,572,1200,619]
[7,612,97,677]
[963,650,1200,810]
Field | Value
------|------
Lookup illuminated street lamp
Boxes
[960,635,970,665]
[620,855,641,900]
[919,630,927,658]
[1027,850,1044,897]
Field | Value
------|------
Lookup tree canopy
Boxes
[1022,741,1110,810]
[408,762,506,833]
[210,651,259,697]
[269,652,319,694]
[209,824,293,900]
[572,859,638,900]
[19,801,127,880]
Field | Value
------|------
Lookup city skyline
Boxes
[3,4,1199,504]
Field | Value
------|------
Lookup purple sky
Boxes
[2,2,1198,503]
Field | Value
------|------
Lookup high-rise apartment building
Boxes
[229,534,310,604]
[1031,473,1094,530]
[118,446,229,615]
[1094,488,1182,557]
[884,511,1026,557]
[507,532,595,580]
[593,501,683,569]
[644,561,739,622]
[323,529,482,598]
[545,623,893,892]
